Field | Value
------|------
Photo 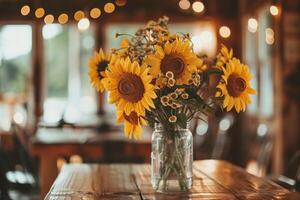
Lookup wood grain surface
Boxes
[45,160,299,200]
[31,128,151,198]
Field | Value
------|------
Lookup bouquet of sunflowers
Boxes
[89,17,255,191]
[89,17,255,139]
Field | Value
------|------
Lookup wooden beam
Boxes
[32,21,44,131]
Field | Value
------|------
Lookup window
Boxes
[43,24,96,123]
[0,25,32,131]
[0,25,32,93]
[106,22,216,55]
[243,7,274,118]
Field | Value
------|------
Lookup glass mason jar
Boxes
[151,123,193,192]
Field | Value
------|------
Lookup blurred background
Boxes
[0,0,299,199]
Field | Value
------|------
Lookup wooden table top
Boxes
[45,160,299,200]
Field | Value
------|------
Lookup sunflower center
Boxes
[161,54,185,79]
[227,74,246,97]
[97,60,109,79]
[124,111,139,125]
[118,73,145,103]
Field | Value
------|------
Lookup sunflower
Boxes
[116,110,147,139]
[145,38,203,85]
[216,44,233,69]
[89,48,111,92]
[216,58,256,113]
[103,57,157,117]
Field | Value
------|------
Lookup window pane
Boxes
[260,62,274,117]
[0,25,32,93]
[0,25,32,131]
[43,24,96,123]
[79,28,97,114]
[169,23,216,57]
[80,28,95,97]
[43,24,68,98]
[105,22,216,56]
[258,8,274,117]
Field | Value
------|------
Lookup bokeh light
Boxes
[78,18,90,31]
[219,26,231,38]
[20,5,30,16]
[35,8,45,18]
[219,118,231,131]
[270,5,279,16]
[248,18,258,33]
[115,0,127,7]
[44,14,54,24]
[104,3,115,13]
[179,0,191,10]
[257,124,268,137]
[192,1,204,13]
[58,13,68,24]
[74,10,85,21]
[265,28,275,45]
[90,8,101,19]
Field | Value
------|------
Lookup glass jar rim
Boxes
[154,122,189,130]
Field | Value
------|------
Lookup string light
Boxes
[265,28,275,45]
[21,3,125,21]
[115,0,127,7]
[90,8,101,19]
[270,5,279,16]
[104,3,115,13]
[44,14,54,24]
[74,10,85,21]
[179,0,191,10]
[219,26,231,38]
[192,1,204,13]
[20,5,30,16]
[58,13,68,24]
[248,18,258,33]
[35,8,45,18]
[78,18,90,31]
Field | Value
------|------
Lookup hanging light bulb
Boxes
[74,10,85,21]
[90,8,101,19]
[58,13,68,24]
[104,3,115,13]
[35,8,45,18]
[20,5,30,16]
[44,14,54,24]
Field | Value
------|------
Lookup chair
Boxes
[271,150,300,192]
[7,122,38,190]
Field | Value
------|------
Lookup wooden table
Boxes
[30,128,151,198]
[45,160,299,200]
